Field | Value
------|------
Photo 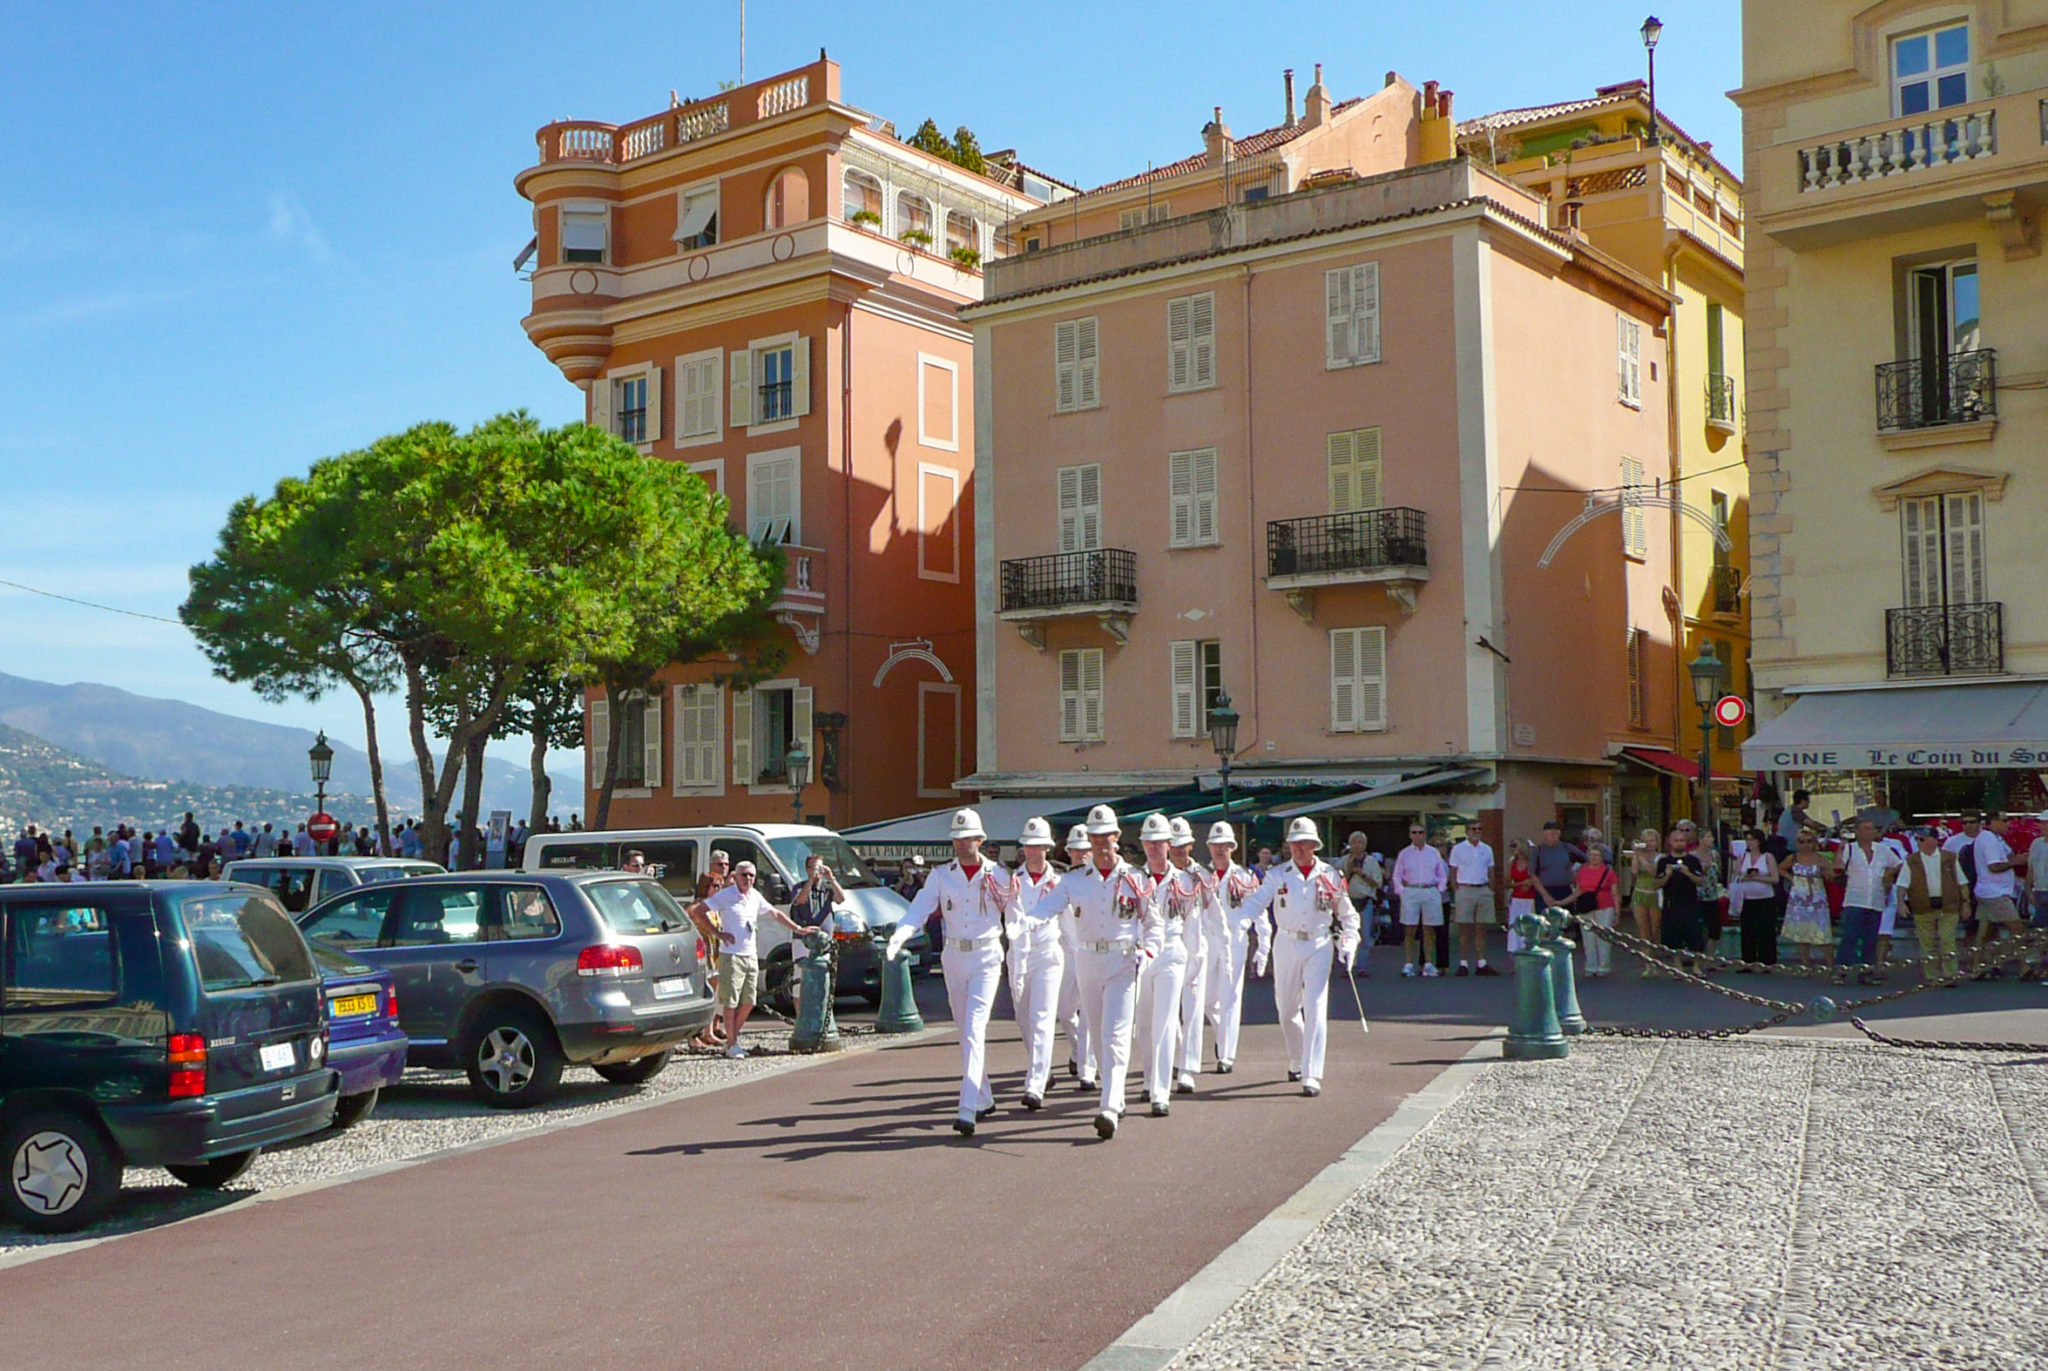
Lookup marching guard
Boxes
[1242,817,1361,1097]
[1166,817,1210,1095]
[1188,820,1262,1076]
[1131,813,1194,1117]
[1006,817,1066,1110]
[885,808,1018,1137]
[1057,823,1096,1089]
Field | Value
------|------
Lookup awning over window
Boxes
[1618,747,1700,781]
[1740,683,2048,772]
[840,796,1101,855]
[675,191,718,242]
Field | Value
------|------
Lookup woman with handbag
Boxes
[1571,845,1621,977]
[1731,828,1780,967]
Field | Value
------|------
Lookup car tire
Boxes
[764,950,797,1016]
[592,1051,670,1087]
[1,1109,122,1234]
[331,1088,380,1131]
[165,1149,259,1190]
[463,1006,564,1109]
[862,986,883,1007]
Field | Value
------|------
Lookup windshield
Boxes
[309,942,375,978]
[359,863,444,883]
[585,878,689,936]
[767,834,881,889]
[182,893,316,993]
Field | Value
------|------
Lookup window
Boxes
[1239,184,1270,203]
[4,904,117,1006]
[1167,292,1216,392]
[589,693,661,791]
[673,683,724,795]
[561,207,606,263]
[1327,429,1384,514]
[729,336,810,428]
[1626,628,1645,727]
[1711,491,1732,571]
[1325,262,1381,368]
[946,210,976,256]
[842,169,882,224]
[592,366,661,445]
[1118,202,1171,230]
[758,344,796,423]
[1893,24,1969,116]
[299,889,398,950]
[1170,639,1222,739]
[763,167,809,230]
[1901,492,1987,608]
[388,887,486,947]
[613,374,649,444]
[732,681,814,789]
[1620,456,1648,558]
[675,349,723,442]
[183,894,316,991]
[896,191,932,242]
[494,887,562,942]
[1054,317,1100,413]
[1707,301,1727,378]
[1617,313,1642,406]
[688,459,724,492]
[1168,447,1219,547]
[245,866,318,913]
[626,841,701,898]
[1059,648,1105,742]
[1057,463,1102,553]
[675,184,719,250]
[747,448,800,544]
[1909,260,1981,358]
[1328,627,1387,733]
[917,354,958,450]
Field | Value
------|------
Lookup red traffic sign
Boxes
[306,812,341,844]
[1711,695,1749,729]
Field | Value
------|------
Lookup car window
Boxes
[767,834,882,889]
[493,886,563,942]
[388,887,486,947]
[274,869,319,912]
[300,888,400,949]
[3,904,119,1008]
[583,879,687,936]
[181,893,317,992]
[533,840,615,872]
[358,863,441,884]
[309,942,376,978]
[630,840,699,897]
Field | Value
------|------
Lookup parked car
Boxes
[307,943,407,1129]
[1,882,338,1233]
[294,871,713,1109]
[223,856,445,916]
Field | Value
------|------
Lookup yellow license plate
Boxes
[330,992,378,1018]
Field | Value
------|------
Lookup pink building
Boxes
[963,73,1684,854]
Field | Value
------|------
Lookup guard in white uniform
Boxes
[1243,817,1360,1097]
[1006,817,1066,1109]
[1041,806,1164,1139]
[1131,813,1194,1116]
[1057,823,1095,1086]
[1191,821,1262,1075]
[1167,817,1211,1095]
[886,808,1017,1137]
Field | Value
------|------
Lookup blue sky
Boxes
[0,0,1741,768]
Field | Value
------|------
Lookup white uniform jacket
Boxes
[1007,863,1066,951]
[1243,859,1361,947]
[1198,861,1264,933]
[904,858,1017,948]
[1045,859,1166,960]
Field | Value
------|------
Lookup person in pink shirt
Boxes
[1390,824,1450,978]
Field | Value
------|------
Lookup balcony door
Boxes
[1900,493,1985,610]
[1904,261,1981,425]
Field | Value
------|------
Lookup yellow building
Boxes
[1736,3,2048,823]
[1460,80,1751,830]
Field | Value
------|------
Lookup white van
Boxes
[519,824,915,1004]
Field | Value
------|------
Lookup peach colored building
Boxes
[964,72,1685,853]
[515,59,1051,831]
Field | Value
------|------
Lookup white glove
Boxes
[1251,948,1269,978]
[885,924,915,961]
[1339,938,1360,964]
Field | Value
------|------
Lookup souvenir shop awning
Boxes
[1618,747,1700,781]
[1740,682,2048,772]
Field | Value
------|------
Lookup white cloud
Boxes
[267,191,334,264]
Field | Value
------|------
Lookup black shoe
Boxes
[1216,1060,1234,1074]
[1094,1112,1117,1140]
[1066,1059,1079,1079]
[976,1105,997,1121]
[1150,1101,1171,1117]
[1455,964,1471,977]
[1288,1070,1303,1083]
[1077,1077,1099,1093]
[1021,1092,1043,1112]
[1475,964,1500,977]
[953,1117,976,1138]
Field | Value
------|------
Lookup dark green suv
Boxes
[1,882,339,1233]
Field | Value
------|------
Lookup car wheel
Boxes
[1,1110,121,1234]
[463,1006,564,1109]
[592,1051,670,1086]
[764,951,796,1016]
[165,1149,258,1190]
[331,1088,380,1131]
[862,986,883,1007]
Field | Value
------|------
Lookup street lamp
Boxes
[1207,689,1241,841]
[308,730,333,813]
[1687,642,1725,852]
[786,737,811,826]
[1641,15,1664,146]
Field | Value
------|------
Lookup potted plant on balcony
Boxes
[949,245,981,269]
[899,227,933,249]
[1271,521,1298,576]
[850,209,882,229]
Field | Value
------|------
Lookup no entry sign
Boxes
[307,812,341,844]
[1712,695,1749,729]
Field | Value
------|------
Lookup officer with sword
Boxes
[1241,816,1364,1097]
[1185,820,1262,1080]
[1005,817,1066,1111]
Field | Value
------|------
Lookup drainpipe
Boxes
[841,301,855,829]
[1242,261,1261,765]
[1663,238,1686,810]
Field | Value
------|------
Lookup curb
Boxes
[1081,1030,1506,1371]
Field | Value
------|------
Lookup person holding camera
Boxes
[788,854,846,1016]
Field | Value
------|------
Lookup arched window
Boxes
[945,211,977,256]
[896,191,933,244]
[843,169,883,226]
[763,167,810,231]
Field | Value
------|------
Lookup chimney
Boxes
[1204,106,1232,164]
[1305,63,1332,128]
[1423,80,1439,112]
[1284,69,1297,126]
[1439,90,1453,120]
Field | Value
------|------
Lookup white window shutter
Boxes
[1080,648,1104,740]
[1076,317,1099,409]
[1355,626,1387,731]
[1055,321,1077,413]
[1170,640,1198,738]
[641,693,662,788]
[1167,296,1192,392]
[1946,492,1986,603]
[1626,630,1644,727]
[1354,429,1383,511]
[1193,448,1218,545]
[1190,292,1216,387]
[1621,456,1647,556]
[730,348,753,428]
[1353,264,1380,364]
[1078,464,1101,551]
[731,687,753,786]
[1058,466,1082,553]
[643,366,663,443]
[1168,450,1194,547]
[1901,498,1940,608]
[1329,631,1357,733]
[1327,430,1357,514]
[792,686,814,789]
[1326,267,1354,368]
[588,697,610,787]
[1059,651,1082,741]
[591,377,613,433]
[791,336,811,417]
[676,357,700,437]
[672,685,696,790]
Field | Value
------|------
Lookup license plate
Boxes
[259,1042,296,1072]
[652,975,691,999]
[329,993,377,1018]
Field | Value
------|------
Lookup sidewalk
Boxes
[1167,1037,2048,1370]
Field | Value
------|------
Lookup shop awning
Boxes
[840,796,1102,855]
[1740,682,2048,772]
[1619,747,1699,781]
[1265,767,1491,818]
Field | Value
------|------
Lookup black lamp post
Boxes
[1641,15,1664,146]
[1687,643,1725,851]
[1207,689,1241,841]
[308,730,333,815]
[786,737,812,826]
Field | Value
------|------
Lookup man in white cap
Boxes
[1057,822,1095,1087]
[886,808,1017,1137]
[1243,817,1360,1097]
[1165,816,1212,1096]
[1189,820,1262,1077]
[1128,814,1195,1116]
[1006,816,1066,1109]
[1041,805,1163,1139]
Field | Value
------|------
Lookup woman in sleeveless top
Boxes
[1780,830,1834,970]
[1731,829,1780,967]
[1629,828,1662,973]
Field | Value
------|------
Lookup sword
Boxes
[1342,948,1369,1035]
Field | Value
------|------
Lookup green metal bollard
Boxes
[789,929,844,1053]
[1540,907,1587,1036]
[874,927,925,1035]
[1505,910,1568,1060]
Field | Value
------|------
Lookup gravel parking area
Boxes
[1172,1037,2048,1371]
[0,1020,883,1262]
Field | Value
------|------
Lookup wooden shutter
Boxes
[1620,457,1647,556]
[729,347,753,427]
[791,336,812,418]
[640,693,662,788]
[1169,450,1195,547]
[673,684,722,791]
[1167,296,1192,392]
[1190,292,1216,387]
[1170,640,1199,738]
[1075,317,1099,409]
[678,354,721,437]
[1626,629,1644,727]
[1945,492,1987,603]
[1080,648,1104,740]
[1354,626,1386,731]
[643,366,663,443]
[1330,429,1386,516]
[1352,265,1380,364]
[1900,497,1942,608]
[1077,464,1101,551]
[1618,314,1641,404]
[1326,267,1354,367]
[1329,627,1387,733]
[588,697,609,788]
[1059,650,1083,741]
[590,377,613,433]
[1192,447,1218,545]
[1058,466,1082,553]
[1055,320,1077,412]
[731,687,753,786]
[1329,630,1358,732]
[792,686,814,789]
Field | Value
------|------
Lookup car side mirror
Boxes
[764,875,792,903]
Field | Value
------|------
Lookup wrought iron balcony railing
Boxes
[1706,372,1737,428]
[1886,601,2003,678]
[1711,564,1742,616]
[1266,508,1427,580]
[1876,348,1996,432]
[757,380,794,423]
[998,548,1138,614]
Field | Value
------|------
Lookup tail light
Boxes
[167,1033,207,1098]
[386,985,399,1019]
[576,944,645,978]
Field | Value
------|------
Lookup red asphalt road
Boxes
[0,1000,1473,1371]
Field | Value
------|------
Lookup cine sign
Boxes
[1750,745,2048,770]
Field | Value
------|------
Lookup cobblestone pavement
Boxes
[1172,1038,2048,1371]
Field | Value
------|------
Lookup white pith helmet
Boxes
[1065,824,1091,852]
[1205,821,1238,847]
[1168,816,1195,848]
[1019,816,1055,848]
[1085,804,1121,836]
[1139,812,1174,843]
[949,808,987,840]
[1284,817,1322,847]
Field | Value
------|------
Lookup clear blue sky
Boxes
[0,0,1741,766]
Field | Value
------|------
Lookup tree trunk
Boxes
[528,712,553,834]
[457,730,489,868]
[591,680,626,830]
[345,671,393,855]
[402,655,448,862]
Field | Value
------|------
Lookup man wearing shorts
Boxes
[689,860,806,1058]
[1968,813,2022,977]
[1447,829,1499,977]
[1391,825,1449,978]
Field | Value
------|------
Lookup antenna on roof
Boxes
[738,0,746,84]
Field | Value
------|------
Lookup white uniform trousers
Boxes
[1009,931,1066,1099]
[1073,946,1142,1116]
[1057,928,1095,1081]
[1272,929,1336,1085]
[1205,916,1253,1067]
[942,941,1004,1118]
[1134,926,1190,1106]
[1176,914,1215,1075]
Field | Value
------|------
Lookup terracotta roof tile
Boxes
[1086,99,1363,195]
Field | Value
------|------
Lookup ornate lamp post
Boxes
[786,737,811,826]
[308,730,333,817]
[1207,689,1241,840]
[1641,15,1664,146]
[1688,642,1725,850]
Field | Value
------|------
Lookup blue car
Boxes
[308,943,407,1129]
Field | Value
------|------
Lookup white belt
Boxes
[946,935,1001,951]
[1080,938,1134,954]
[1282,928,1329,942]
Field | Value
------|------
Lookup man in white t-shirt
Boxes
[689,861,805,1058]
[1447,831,1498,977]
[1968,814,2021,972]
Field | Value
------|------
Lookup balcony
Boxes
[998,549,1138,647]
[1886,602,2004,678]
[1265,508,1429,617]
[768,544,827,655]
[1706,372,1737,432]
[1876,348,1996,435]
[757,380,794,424]
[528,63,830,170]
[1710,564,1743,618]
